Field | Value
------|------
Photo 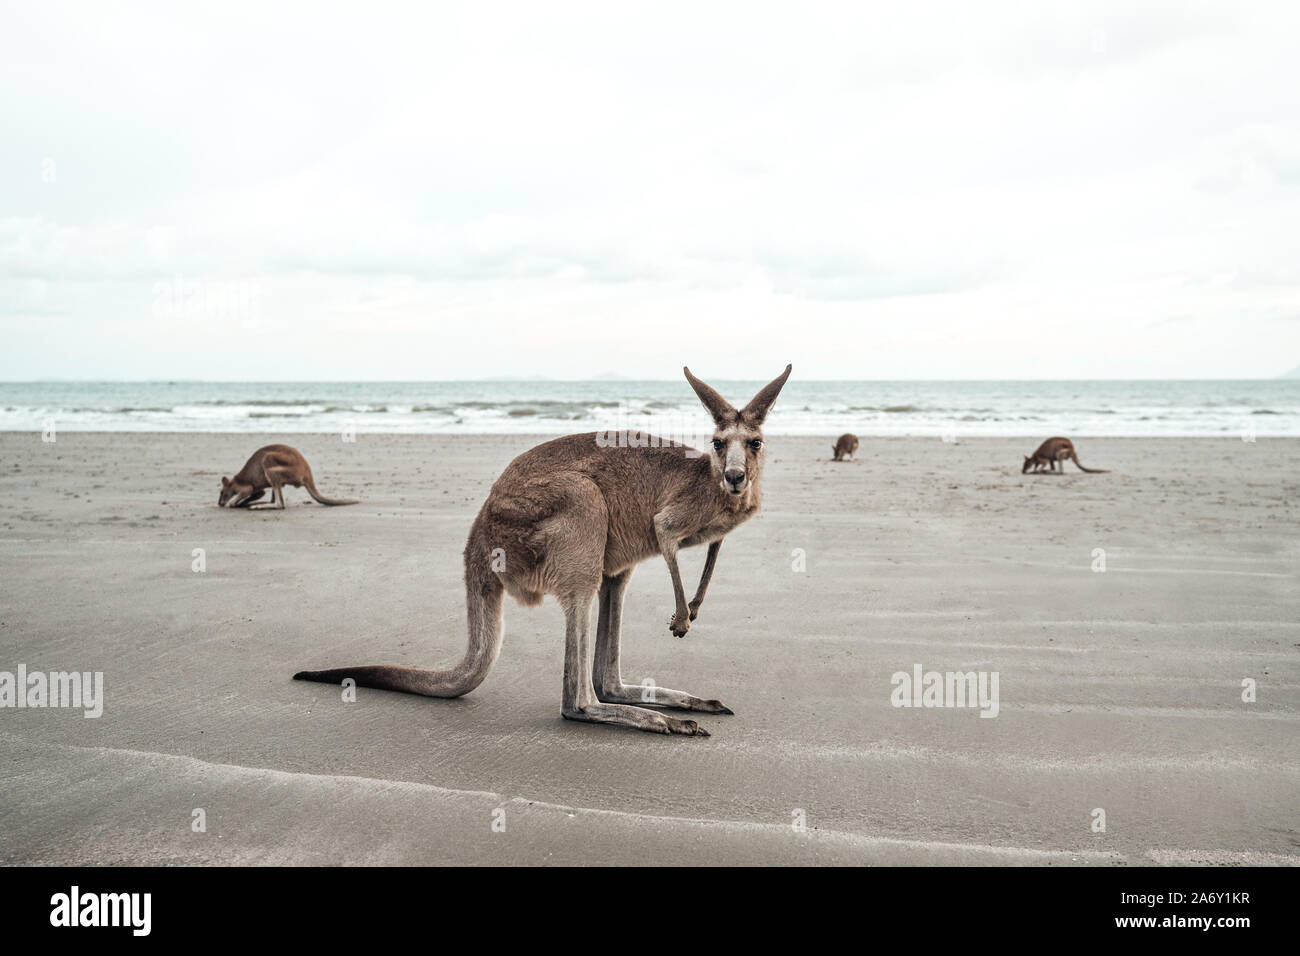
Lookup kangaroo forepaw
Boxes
[668,611,691,637]
[687,601,701,621]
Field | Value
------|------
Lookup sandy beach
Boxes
[0,431,1296,865]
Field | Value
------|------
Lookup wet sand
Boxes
[0,432,1296,865]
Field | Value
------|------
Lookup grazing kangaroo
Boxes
[219,444,358,509]
[295,364,792,736]
[832,433,859,461]
[1022,437,1108,474]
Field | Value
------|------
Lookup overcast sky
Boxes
[2,1,1298,380]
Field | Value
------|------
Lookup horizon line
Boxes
[1,376,1295,385]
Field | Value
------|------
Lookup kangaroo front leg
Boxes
[688,540,721,621]
[561,591,707,736]
[653,511,691,637]
[593,570,732,714]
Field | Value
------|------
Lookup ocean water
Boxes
[0,380,1296,437]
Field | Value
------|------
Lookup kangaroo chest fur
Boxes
[678,496,758,547]
[599,487,757,576]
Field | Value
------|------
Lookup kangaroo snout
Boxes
[724,468,746,492]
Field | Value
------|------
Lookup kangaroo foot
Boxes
[597,683,733,714]
[664,716,709,736]
[562,702,709,736]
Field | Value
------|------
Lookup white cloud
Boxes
[2,0,1298,378]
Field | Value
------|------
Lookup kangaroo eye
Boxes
[711,439,724,451]
[749,439,763,450]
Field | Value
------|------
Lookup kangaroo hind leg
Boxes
[562,590,708,735]
[592,571,732,715]
[250,465,294,509]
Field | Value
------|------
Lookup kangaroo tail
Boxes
[1071,454,1109,473]
[303,475,359,506]
[294,549,504,698]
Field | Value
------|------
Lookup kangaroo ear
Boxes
[221,476,230,486]
[683,366,737,425]
[739,364,792,425]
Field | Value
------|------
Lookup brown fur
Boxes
[294,365,793,736]
[832,433,859,461]
[219,444,358,509]
[1022,436,1108,474]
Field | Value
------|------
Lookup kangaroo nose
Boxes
[725,468,745,488]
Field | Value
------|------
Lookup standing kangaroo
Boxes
[1022,437,1108,474]
[832,433,859,461]
[294,365,792,736]
[219,444,359,509]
